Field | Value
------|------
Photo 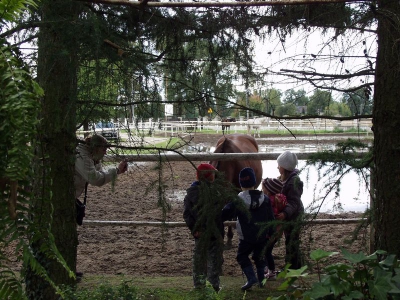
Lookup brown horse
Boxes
[209,134,263,247]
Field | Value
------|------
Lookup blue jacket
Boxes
[222,189,275,243]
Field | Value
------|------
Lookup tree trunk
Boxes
[372,1,400,255]
[25,1,80,299]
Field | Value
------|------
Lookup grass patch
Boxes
[73,275,287,299]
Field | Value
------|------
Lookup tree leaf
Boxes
[310,248,339,261]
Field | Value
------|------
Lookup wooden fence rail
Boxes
[105,151,366,162]
[82,218,365,227]
[105,152,304,162]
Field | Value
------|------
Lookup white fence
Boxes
[121,117,373,137]
[76,118,372,139]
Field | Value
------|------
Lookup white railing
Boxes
[122,118,372,137]
[77,118,372,138]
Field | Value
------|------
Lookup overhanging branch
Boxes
[280,68,375,79]
[76,0,368,8]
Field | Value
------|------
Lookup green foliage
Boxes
[0,39,42,180]
[307,90,333,116]
[63,279,139,300]
[276,102,297,117]
[0,36,42,299]
[269,248,400,300]
[341,89,373,116]
[0,29,72,300]
[283,89,308,107]
[63,278,223,300]
[0,0,37,23]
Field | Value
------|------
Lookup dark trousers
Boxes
[265,238,276,271]
[193,237,223,289]
[284,217,303,269]
[236,239,266,270]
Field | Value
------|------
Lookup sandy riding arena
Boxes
[77,132,369,277]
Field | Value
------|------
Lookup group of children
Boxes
[183,150,304,292]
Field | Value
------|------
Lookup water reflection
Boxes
[182,144,336,153]
[182,135,371,154]
[262,160,369,214]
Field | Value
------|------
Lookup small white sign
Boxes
[165,104,173,116]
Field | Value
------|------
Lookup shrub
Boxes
[269,248,400,299]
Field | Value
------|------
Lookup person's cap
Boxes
[239,167,256,188]
[277,150,298,171]
[262,178,283,195]
[196,163,217,181]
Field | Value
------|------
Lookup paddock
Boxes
[75,155,370,277]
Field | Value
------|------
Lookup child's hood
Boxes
[239,190,265,210]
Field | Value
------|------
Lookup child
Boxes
[222,167,275,290]
[276,150,304,269]
[262,177,287,280]
[183,163,224,292]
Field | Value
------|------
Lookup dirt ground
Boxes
[77,132,370,277]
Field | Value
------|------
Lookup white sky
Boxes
[251,28,377,100]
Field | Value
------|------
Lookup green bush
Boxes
[269,248,400,300]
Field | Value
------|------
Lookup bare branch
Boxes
[276,68,375,92]
[280,68,375,79]
[0,21,41,39]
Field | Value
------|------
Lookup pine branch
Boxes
[76,0,367,8]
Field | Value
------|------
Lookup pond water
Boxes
[167,160,369,214]
[262,160,370,214]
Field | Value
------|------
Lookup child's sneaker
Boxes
[264,267,269,278]
[266,271,277,281]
